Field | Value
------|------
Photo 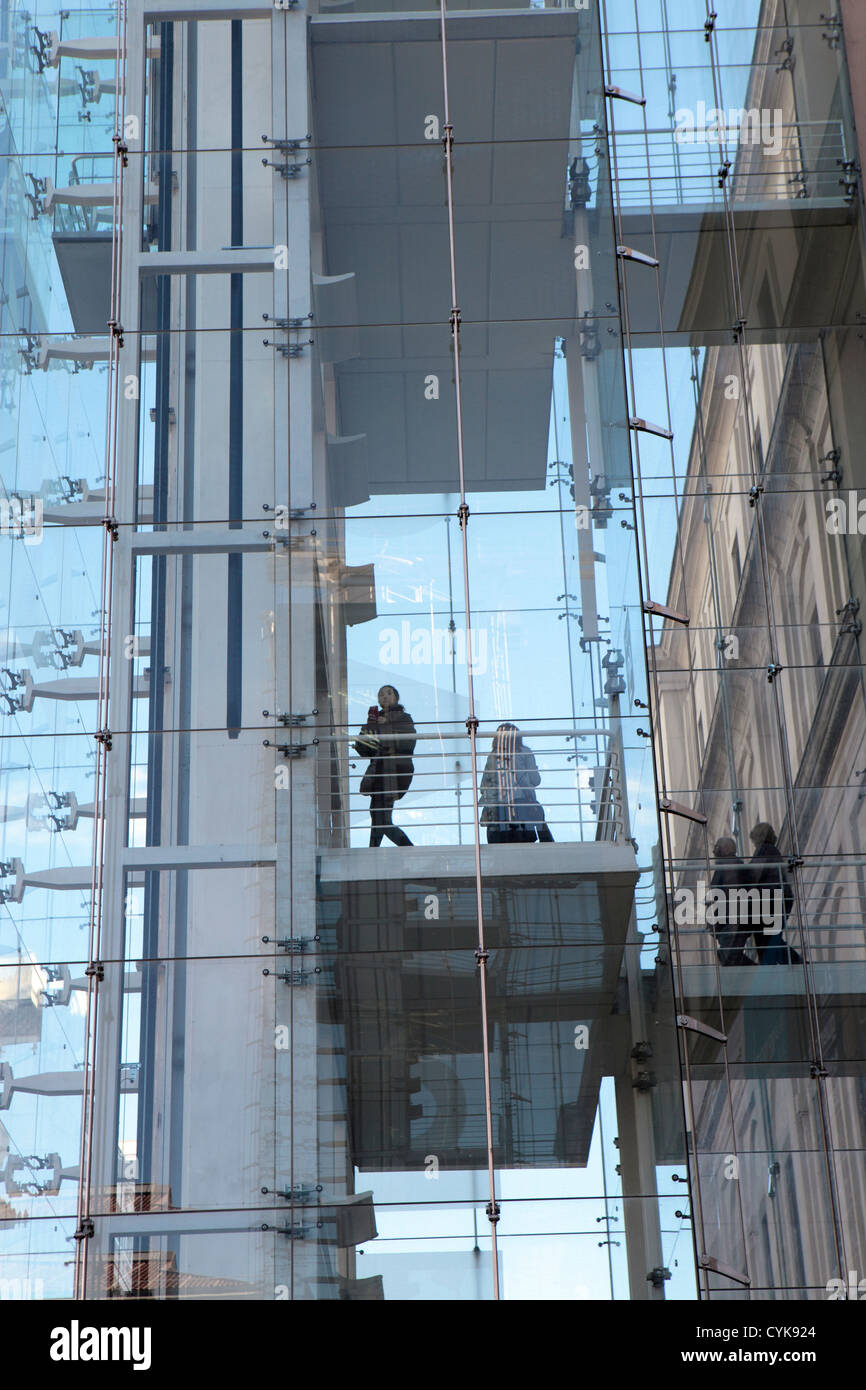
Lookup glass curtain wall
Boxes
[601,0,866,1298]
[0,1,120,1298]
[9,0,862,1306]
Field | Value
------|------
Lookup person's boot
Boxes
[386,826,413,847]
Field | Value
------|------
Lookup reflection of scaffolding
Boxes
[611,121,852,211]
[320,843,637,1170]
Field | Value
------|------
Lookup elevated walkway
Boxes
[316,840,639,1171]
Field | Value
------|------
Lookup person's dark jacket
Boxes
[745,842,794,929]
[709,855,746,927]
[355,705,416,800]
[709,855,752,963]
[745,841,801,963]
[479,735,543,829]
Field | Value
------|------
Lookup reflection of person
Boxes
[479,723,554,844]
[745,822,803,965]
[709,837,755,966]
[354,685,416,847]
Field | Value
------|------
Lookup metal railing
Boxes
[307,725,629,848]
[611,119,851,209]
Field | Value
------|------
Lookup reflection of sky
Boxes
[357,1079,696,1301]
[0,0,121,1292]
[0,0,770,1298]
[344,0,764,1299]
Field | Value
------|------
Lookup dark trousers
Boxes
[486,821,554,844]
[369,793,412,847]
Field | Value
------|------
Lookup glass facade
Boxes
[0,0,864,1302]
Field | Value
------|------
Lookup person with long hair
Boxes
[479,722,554,844]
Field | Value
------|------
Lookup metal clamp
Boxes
[262,708,319,726]
[262,133,310,153]
[262,935,320,952]
[263,738,318,758]
[262,156,311,178]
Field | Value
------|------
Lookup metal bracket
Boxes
[837,159,859,205]
[698,1254,750,1287]
[263,312,313,329]
[24,174,49,220]
[774,35,795,73]
[642,599,689,626]
[263,967,323,986]
[748,483,763,507]
[262,1220,323,1238]
[821,14,842,50]
[262,708,319,726]
[677,1015,728,1044]
[766,662,783,683]
[262,133,310,154]
[263,738,318,758]
[73,1218,95,1242]
[84,961,105,982]
[29,26,54,73]
[579,316,600,361]
[604,84,646,107]
[820,447,842,486]
[107,319,125,347]
[262,1183,324,1201]
[95,728,113,751]
[616,245,659,268]
[837,596,861,635]
[629,416,673,441]
[261,934,320,952]
[263,338,314,357]
[262,156,311,178]
[659,797,708,825]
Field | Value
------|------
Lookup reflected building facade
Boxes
[0,0,864,1300]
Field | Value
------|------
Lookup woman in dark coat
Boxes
[479,723,554,844]
[355,685,416,846]
[745,822,802,964]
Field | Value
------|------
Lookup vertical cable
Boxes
[438,0,500,1299]
[74,0,128,1301]
[703,0,848,1283]
[599,0,753,1297]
